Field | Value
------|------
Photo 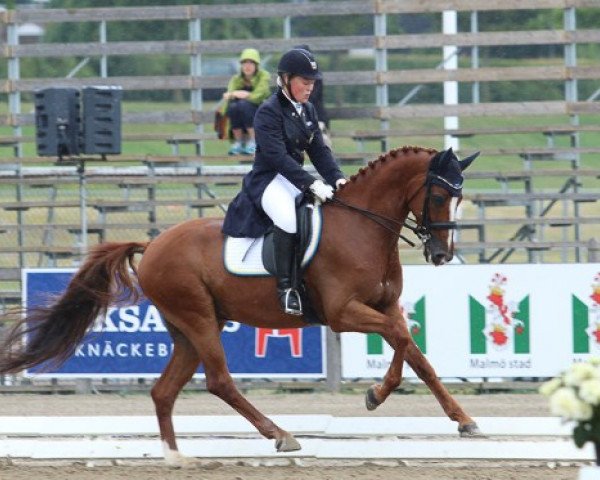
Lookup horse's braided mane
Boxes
[341,145,438,189]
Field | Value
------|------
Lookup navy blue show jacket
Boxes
[221,89,344,238]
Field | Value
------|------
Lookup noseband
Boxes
[328,157,460,247]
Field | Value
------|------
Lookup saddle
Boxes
[223,198,323,324]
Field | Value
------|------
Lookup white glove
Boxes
[309,180,334,203]
[335,178,347,189]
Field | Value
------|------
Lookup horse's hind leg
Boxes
[405,341,482,437]
[161,286,301,453]
[190,324,301,452]
[151,324,201,467]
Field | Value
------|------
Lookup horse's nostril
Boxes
[433,253,447,265]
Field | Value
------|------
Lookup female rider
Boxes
[222,48,346,316]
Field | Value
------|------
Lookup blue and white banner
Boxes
[24,269,325,379]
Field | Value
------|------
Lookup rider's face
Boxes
[288,76,315,103]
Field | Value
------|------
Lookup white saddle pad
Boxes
[223,204,322,276]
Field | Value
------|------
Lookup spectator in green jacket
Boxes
[222,48,271,155]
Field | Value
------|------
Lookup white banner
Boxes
[341,263,600,379]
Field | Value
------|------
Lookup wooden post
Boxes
[75,378,93,394]
[326,329,341,392]
[442,9,459,151]
[588,238,599,263]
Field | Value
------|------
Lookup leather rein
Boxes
[327,170,459,248]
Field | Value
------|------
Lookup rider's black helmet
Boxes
[277,48,322,80]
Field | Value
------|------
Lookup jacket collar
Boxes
[276,89,312,136]
[277,89,306,121]
[281,89,303,114]
[277,88,303,113]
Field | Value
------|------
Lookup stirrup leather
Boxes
[281,288,302,316]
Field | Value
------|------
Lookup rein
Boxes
[328,196,427,247]
[327,158,461,247]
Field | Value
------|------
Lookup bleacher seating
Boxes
[1,0,599,310]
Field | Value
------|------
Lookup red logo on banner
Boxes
[255,328,303,358]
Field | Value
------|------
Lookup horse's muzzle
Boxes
[432,251,453,266]
[424,237,453,266]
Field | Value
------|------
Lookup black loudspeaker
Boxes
[81,86,122,155]
[34,88,81,157]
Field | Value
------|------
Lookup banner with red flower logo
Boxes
[342,264,600,379]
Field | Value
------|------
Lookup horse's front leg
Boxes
[406,341,482,437]
[329,300,411,410]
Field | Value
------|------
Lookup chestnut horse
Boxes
[0,146,481,465]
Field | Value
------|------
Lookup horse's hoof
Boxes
[275,432,301,452]
[458,422,484,438]
[162,441,199,468]
[365,385,382,411]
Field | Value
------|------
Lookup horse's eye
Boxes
[431,194,445,207]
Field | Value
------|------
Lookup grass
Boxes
[3,101,600,157]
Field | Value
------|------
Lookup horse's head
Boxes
[409,148,478,266]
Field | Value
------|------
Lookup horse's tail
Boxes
[0,241,148,374]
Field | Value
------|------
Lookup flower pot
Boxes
[579,465,600,480]
[579,441,600,478]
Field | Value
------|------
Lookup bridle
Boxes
[327,155,461,248]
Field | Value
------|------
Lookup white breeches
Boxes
[261,174,301,233]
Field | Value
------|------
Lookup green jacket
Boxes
[221,69,271,113]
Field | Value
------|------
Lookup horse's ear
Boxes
[441,147,454,163]
[432,148,453,171]
[459,151,480,171]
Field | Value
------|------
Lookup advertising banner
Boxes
[342,263,600,379]
[24,269,325,379]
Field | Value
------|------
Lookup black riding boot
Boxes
[273,227,302,316]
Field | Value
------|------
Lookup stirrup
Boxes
[281,288,302,316]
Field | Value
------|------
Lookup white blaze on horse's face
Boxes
[446,196,459,251]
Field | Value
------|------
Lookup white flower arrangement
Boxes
[540,358,600,452]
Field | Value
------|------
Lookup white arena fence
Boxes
[0,415,595,461]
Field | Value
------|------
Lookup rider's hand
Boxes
[335,178,347,190]
[235,90,250,99]
[309,180,334,203]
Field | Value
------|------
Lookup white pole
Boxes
[443,10,459,151]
